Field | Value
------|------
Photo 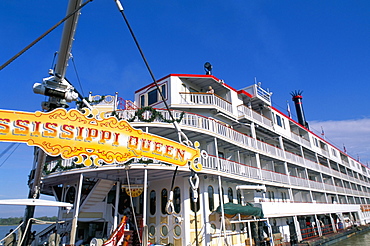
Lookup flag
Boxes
[321,126,324,136]
[287,101,291,118]
[343,144,347,153]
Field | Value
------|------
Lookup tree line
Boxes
[0,216,58,225]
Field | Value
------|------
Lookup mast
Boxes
[23,1,83,245]
[33,0,83,110]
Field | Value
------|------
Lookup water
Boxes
[0,224,49,242]
[330,230,370,246]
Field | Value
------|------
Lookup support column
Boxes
[293,216,302,242]
[113,181,120,230]
[314,214,322,236]
[329,214,337,233]
[70,174,83,246]
[142,168,148,246]
[214,137,227,243]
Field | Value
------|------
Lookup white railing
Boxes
[237,104,273,128]
[179,92,233,114]
[261,169,290,184]
[202,155,261,180]
[308,180,324,190]
[290,132,311,148]
[115,109,370,191]
[289,176,310,188]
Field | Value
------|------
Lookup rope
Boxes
[165,166,178,214]
[113,0,191,146]
[125,169,141,245]
[0,219,64,245]
[0,221,24,243]
[0,0,93,71]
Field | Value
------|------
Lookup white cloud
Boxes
[310,118,370,164]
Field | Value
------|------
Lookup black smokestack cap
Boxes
[291,90,309,129]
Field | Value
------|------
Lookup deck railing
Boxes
[237,104,273,128]
[115,109,369,190]
[179,92,233,114]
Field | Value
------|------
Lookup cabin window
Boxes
[161,84,166,99]
[219,187,224,206]
[150,190,156,215]
[140,94,145,107]
[208,185,214,211]
[228,187,233,203]
[161,188,168,214]
[237,189,242,204]
[174,187,181,213]
[147,84,167,106]
[148,89,158,105]
[190,187,200,212]
[276,115,282,127]
[332,148,337,157]
[268,191,271,201]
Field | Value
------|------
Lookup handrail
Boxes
[113,108,370,191]
[179,92,232,104]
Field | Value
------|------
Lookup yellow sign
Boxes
[0,108,202,171]
[124,187,144,197]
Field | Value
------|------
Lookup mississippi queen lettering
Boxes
[0,108,201,171]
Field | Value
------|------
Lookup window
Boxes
[208,185,214,211]
[276,115,282,127]
[140,94,145,107]
[150,190,156,215]
[161,84,166,99]
[161,188,168,214]
[219,187,224,206]
[237,189,242,204]
[174,187,181,213]
[147,84,167,106]
[228,187,233,203]
[148,89,158,105]
[332,149,337,157]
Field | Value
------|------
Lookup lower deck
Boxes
[38,162,370,246]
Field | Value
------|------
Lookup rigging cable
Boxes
[0,143,20,168]
[71,55,85,96]
[113,0,191,146]
[0,0,93,71]
[125,168,142,245]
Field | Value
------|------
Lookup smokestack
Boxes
[291,90,309,129]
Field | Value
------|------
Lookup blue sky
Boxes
[1,0,370,217]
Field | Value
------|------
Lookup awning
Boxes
[216,202,264,218]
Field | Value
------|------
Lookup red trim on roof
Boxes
[270,105,369,169]
[135,74,239,93]
[237,90,253,98]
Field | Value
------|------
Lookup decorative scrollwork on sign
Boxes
[0,108,202,171]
